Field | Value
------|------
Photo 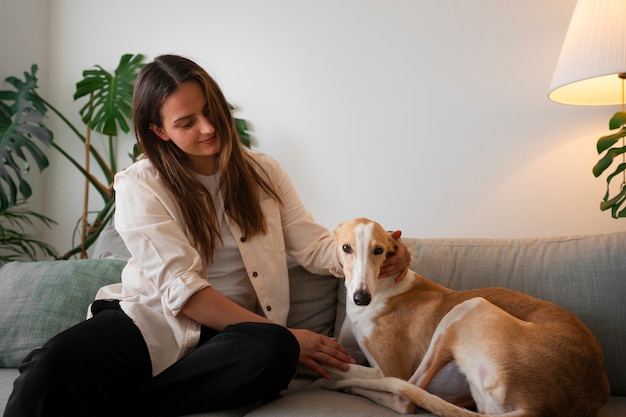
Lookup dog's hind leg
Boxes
[411,297,524,414]
[411,362,474,408]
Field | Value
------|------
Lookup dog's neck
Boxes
[379,269,416,293]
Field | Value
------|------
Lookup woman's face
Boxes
[152,81,220,175]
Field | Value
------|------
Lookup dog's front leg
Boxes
[325,377,416,414]
[321,365,415,414]
[322,363,384,381]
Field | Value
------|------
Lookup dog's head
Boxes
[334,218,398,307]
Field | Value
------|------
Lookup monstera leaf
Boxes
[0,66,52,210]
[74,53,144,136]
[593,111,626,218]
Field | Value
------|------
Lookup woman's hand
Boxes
[289,328,355,379]
[378,230,411,283]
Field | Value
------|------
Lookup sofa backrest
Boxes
[403,232,626,397]
[94,225,626,395]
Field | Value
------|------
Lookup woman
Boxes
[4,54,409,417]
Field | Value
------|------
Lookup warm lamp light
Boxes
[549,0,626,218]
[548,0,626,105]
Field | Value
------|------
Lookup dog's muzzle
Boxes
[353,290,372,306]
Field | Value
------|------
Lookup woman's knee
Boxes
[5,330,94,416]
[5,309,151,417]
[17,327,86,386]
[262,323,299,366]
[236,322,298,356]
[227,322,299,380]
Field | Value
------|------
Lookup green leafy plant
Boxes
[0,65,53,210]
[593,111,626,218]
[0,54,146,259]
[0,200,58,265]
[65,53,146,258]
[0,67,56,263]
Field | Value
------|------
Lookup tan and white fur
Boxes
[323,218,609,417]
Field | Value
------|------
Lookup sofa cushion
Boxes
[0,259,125,367]
[286,264,338,337]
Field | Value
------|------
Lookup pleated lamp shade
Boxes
[549,0,626,106]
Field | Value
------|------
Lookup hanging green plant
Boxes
[593,111,626,218]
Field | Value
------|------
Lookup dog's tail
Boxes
[334,376,525,417]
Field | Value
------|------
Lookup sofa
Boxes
[0,227,625,416]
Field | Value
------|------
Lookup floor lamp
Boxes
[548,0,626,218]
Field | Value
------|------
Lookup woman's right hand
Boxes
[289,328,355,379]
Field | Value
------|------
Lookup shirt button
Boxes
[266,305,272,312]
[252,272,258,277]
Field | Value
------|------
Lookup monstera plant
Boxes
[0,65,57,263]
[0,53,252,261]
[0,65,52,209]
[0,53,146,259]
[593,111,626,218]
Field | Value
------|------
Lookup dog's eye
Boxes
[342,244,353,254]
[373,246,384,255]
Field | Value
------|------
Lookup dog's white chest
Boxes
[345,300,385,368]
[348,277,412,336]
[345,278,412,366]
[346,297,385,341]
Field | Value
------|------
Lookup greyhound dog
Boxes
[323,218,609,417]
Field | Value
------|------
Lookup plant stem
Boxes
[35,91,115,185]
[60,199,115,260]
[108,135,117,174]
[81,96,93,259]
[51,142,112,201]
[34,92,86,142]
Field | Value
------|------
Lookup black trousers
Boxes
[3,301,300,417]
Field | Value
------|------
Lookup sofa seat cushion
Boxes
[246,379,435,417]
[0,369,18,411]
[0,259,126,367]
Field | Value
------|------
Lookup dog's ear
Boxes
[333,221,346,239]
[385,237,398,259]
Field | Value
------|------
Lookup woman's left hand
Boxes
[289,328,355,379]
[378,230,411,283]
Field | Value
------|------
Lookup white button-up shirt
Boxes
[93,152,343,375]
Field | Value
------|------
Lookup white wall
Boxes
[8,0,626,255]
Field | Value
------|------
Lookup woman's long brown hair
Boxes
[132,54,280,263]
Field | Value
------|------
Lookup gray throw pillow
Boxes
[0,259,125,367]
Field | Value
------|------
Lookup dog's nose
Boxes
[353,290,371,306]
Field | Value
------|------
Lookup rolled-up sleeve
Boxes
[114,162,211,316]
